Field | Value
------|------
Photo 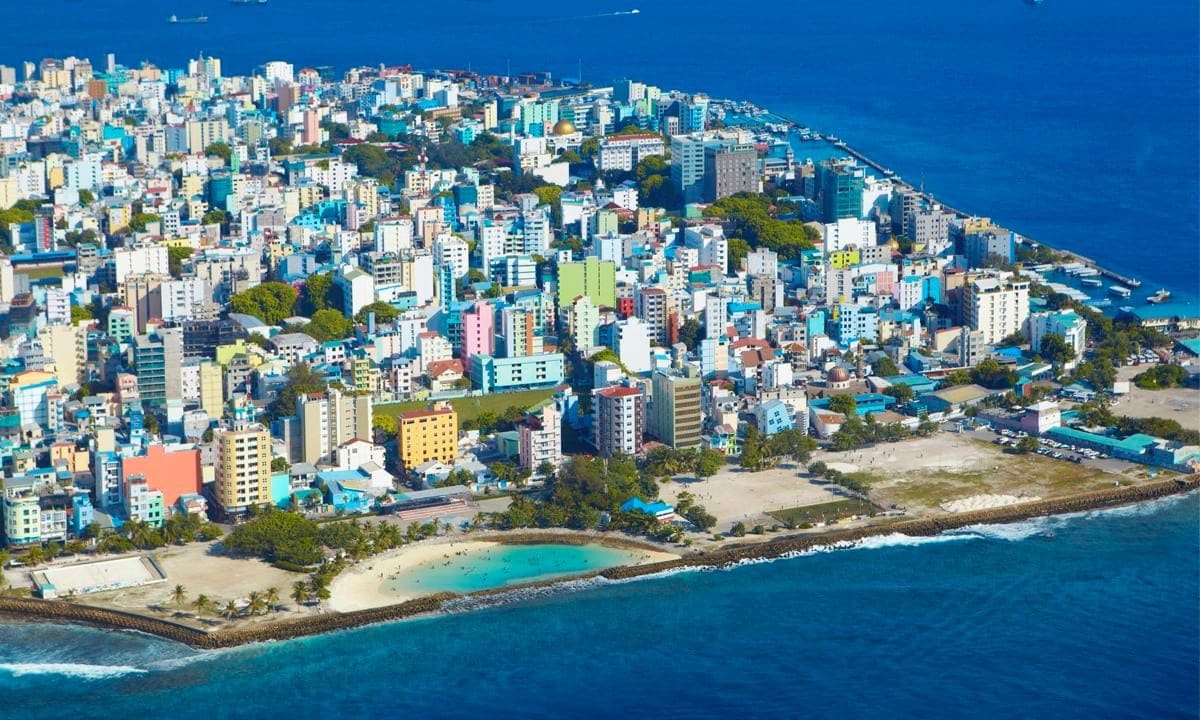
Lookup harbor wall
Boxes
[0,477,1194,649]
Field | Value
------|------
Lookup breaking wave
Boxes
[0,662,147,679]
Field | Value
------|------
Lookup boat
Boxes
[1147,289,1172,304]
[1108,285,1132,299]
[168,14,209,23]
[232,0,267,4]
[630,8,640,13]
[1080,277,1102,288]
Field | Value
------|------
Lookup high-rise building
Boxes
[396,403,458,471]
[296,389,374,465]
[649,367,702,449]
[670,135,707,204]
[635,287,670,346]
[965,277,1031,345]
[197,361,224,419]
[133,327,183,408]
[213,422,271,517]
[594,385,644,458]
[704,141,758,201]
[519,404,562,473]
[817,158,866,222]
[556,256,617,312]
[461,301,495,367]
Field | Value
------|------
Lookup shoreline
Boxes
[0,477,1194,650]
[767,112,1161,296]
[327,534,678,612]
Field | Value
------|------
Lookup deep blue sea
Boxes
[1,493,1197,718]
[7,0,1200,296]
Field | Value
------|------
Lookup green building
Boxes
[556,256,616,312]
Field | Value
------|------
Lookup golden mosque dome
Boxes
[552,119,576,135]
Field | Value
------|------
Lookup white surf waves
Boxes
[0,662,147,679]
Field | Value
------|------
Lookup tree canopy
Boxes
[230,281,299,325]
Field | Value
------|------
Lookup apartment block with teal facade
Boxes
[470,353,565,393]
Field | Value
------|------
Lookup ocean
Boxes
[1,493,1196,718]
[8,0,1200,296]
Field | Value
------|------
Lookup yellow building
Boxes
[2,481,42,545]
[213,423,271,515]
[396,403,458,470]
[827,248,861,269]
[198,361,224,419]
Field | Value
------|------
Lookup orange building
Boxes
[121,444,202,510]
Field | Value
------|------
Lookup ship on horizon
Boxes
[231,0,268,4]
[168,14,209,23]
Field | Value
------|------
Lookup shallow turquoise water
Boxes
[386,543,643,595]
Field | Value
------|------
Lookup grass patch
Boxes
[768,498,877,526]
[17,265,66,280]
[375,387,557,424]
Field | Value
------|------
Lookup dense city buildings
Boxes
[0,48,1193,567]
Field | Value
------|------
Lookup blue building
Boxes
[809,393,896,417]
[834,304,879,344]
[469,353,565,393]
[754,399,795,436]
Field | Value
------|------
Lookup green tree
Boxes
[883,383,915,403]
[230,282,299,325]
[828,394,858,417]
[128,212,160,233]
[202,209,229,227]
[70,304,93,325]
[171,584,188,607]
[871,356,899,377]
[271,457,290,473]
[1038,334,1076,366]
[677,317,703,352]
[300,309,354,342]
[695,449,725,479]
[77,189,95,205]
[740,425,764,471]
[354,301,400,324]
[298,272,337,315]
[683,505,716,531]
[1014,436,1039,454]
[167,246,194,278]
[192,594,214,616]
[205,142,233,163]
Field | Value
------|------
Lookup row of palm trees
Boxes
[170,584,285,621]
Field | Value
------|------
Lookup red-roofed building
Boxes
[594,385,644,457]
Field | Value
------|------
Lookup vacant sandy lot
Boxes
[822,432,1140,514]
[660,464,843,531]
[1114,365,1200,431]
[82,542,310,628]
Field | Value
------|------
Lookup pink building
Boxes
[121,444,202,510]
[461,301,495,367]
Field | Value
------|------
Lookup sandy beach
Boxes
[329,537,678,612]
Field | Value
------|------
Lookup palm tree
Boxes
[291,581,310,607]
[193,594,213,616]
[171,584,187,607]
[221,600,239,620]
[247,591,267,616]
[264,587,280,613]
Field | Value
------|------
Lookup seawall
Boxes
[0,477,1194,649]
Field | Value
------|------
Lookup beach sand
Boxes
[329,538,677,612]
